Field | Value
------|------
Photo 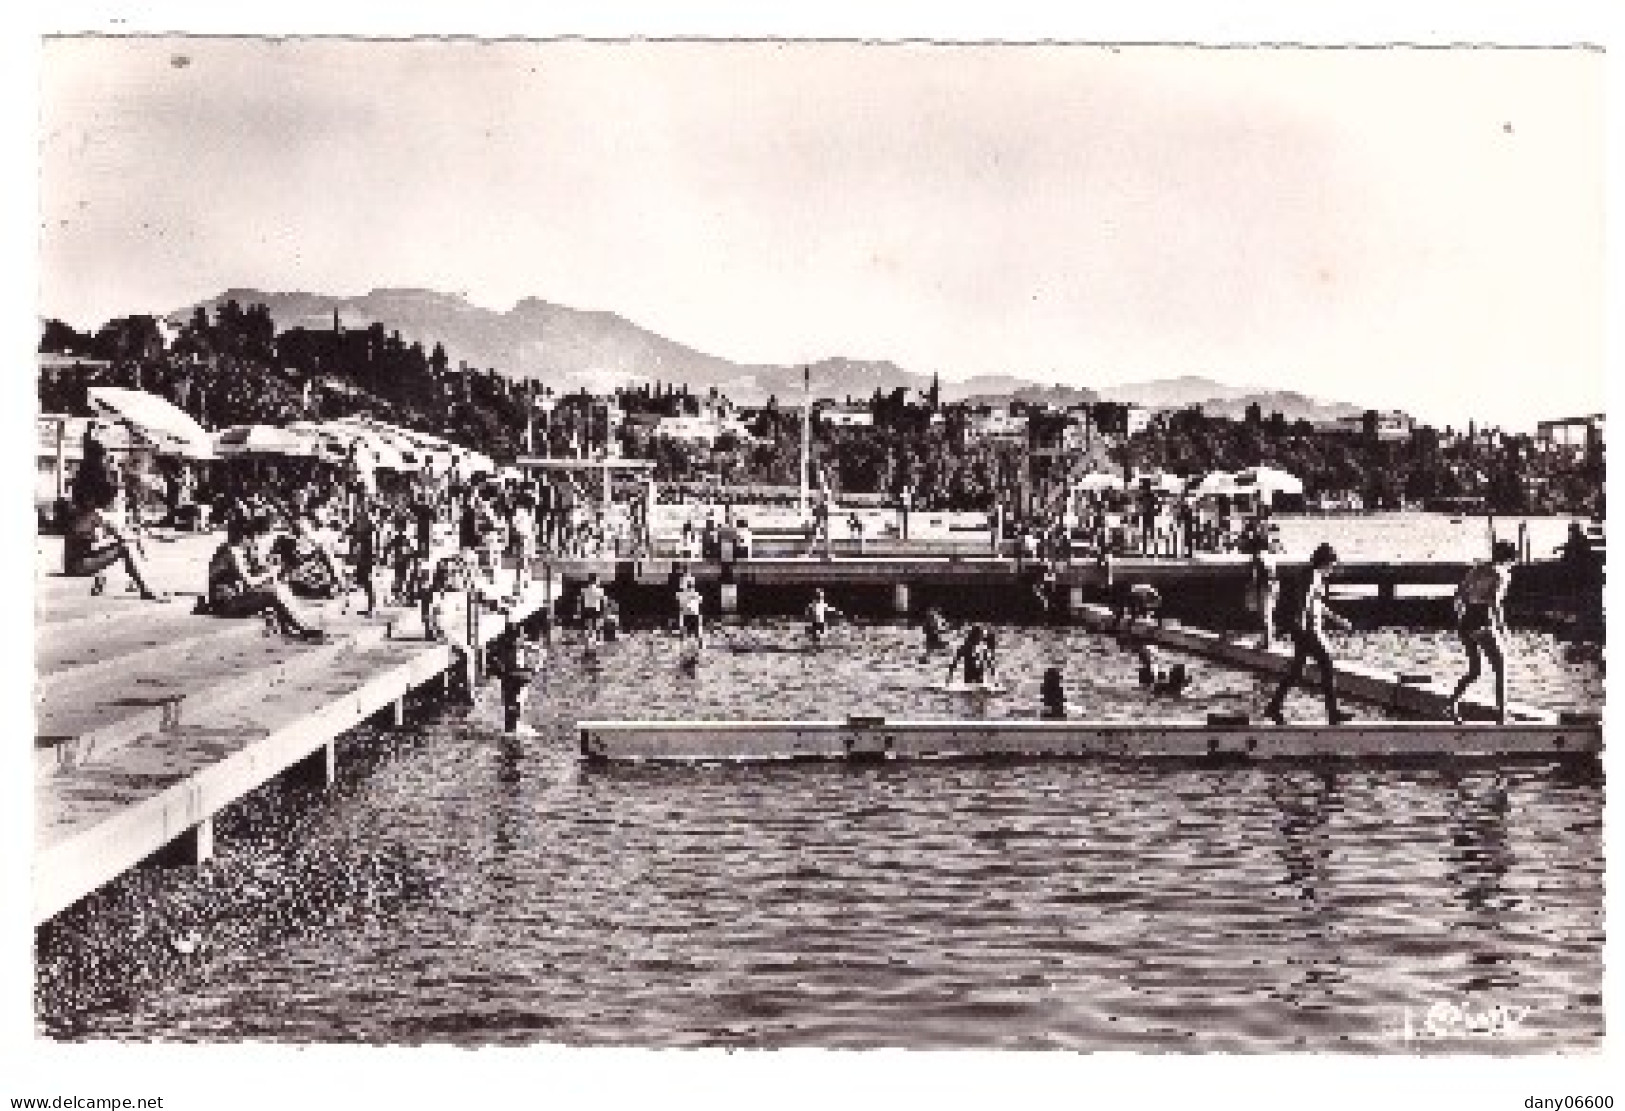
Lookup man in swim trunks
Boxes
[806,588,842,642]
[1445,539,1518,724]
[946,626,997,687]
[675,573,705,649]
[578,572,607,647]
[1263,542,1354,725]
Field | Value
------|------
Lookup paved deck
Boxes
[33,530,552,925]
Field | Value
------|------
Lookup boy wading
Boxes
[1264,542,1354,725]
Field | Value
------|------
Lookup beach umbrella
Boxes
[1076,472,1124,492]
[214,423,313,458]
[1232,465,1304,497]
[288,421,353,464]
[87,387,214,459]
[1192,471,1242,498]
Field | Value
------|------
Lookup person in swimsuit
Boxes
[675,573,705,649]
[1040,667,1069,718]
[206,516,325,640]
[1263,542,1353,725]
[1446,539,1518,724]
[497,620,548,737]
[921,607,952,652]
[947,626,997,687]
[1121,636,1192,696]
[1246,533,1281,649]
[62,487,166,601]
[347,497,378,617]
[806,589,842,643]
[578,573,607,648]
[1109,581,1163,630]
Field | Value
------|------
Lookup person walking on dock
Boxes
[1445,540,1518,724]
[1263,542,1354,725]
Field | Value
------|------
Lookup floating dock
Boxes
[579,716,1603,764]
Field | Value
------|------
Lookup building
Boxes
[967,408,1029,441]
[817,402,875,428]
[1313,410,1414,442]
[1536,414,1605,453]
[653,413,755,446]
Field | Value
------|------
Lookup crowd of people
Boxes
[55,419,1531,738]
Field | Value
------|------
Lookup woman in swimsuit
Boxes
[1446,540,1518,724]
[63,487,166,601]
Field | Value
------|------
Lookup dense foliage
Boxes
[39,303,1602,516]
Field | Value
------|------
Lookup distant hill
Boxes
[171,289,1380,424]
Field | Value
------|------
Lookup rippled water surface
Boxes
[38,620,1603,1050]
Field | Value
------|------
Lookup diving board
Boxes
[579,716,1602,764]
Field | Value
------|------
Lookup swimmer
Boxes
[946,625,998,688]
[1120,637,1192,696]
[578,572,607,649]
[1040,667,1069,718]
[601,597,622,644]
[675,573,705,650]
[1445,539,1518,724]
[1110,581,1163,630]
[921,607,952,652]
[806,589,843,642]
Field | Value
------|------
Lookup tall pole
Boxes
[799,365,811,514]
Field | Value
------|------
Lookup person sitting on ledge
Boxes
[63,487,168,601]
[204,515,326,641]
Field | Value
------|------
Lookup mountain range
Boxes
[171,287,1371,424]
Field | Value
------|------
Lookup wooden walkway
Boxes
[580,717,1603,764]
[33,532,552,925]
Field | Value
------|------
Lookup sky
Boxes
[37,37,1605,429]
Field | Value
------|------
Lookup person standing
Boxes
[675,573,705,650]
[1445,540,1518,724]
[347,495,379,617]
[1262,542,1354,725]
[898,483,913,542]
[1246,532,1281,650]
[496,621,547,737]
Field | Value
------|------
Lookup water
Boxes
[36,620,1603,1049]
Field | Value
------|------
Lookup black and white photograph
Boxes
[6,8,1615,1108]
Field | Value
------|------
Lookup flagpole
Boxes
[799,365,811,514]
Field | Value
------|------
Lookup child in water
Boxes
[1040,667,1069,718]
[1120,636,1192,696]
[497,620,548,737]
[675,573,705,651]
[806,588,843,642]
[922,607,952,652]
[946,626,999,688]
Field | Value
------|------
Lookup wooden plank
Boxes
[1069,604,1557,724]
[578,717,1602,764]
